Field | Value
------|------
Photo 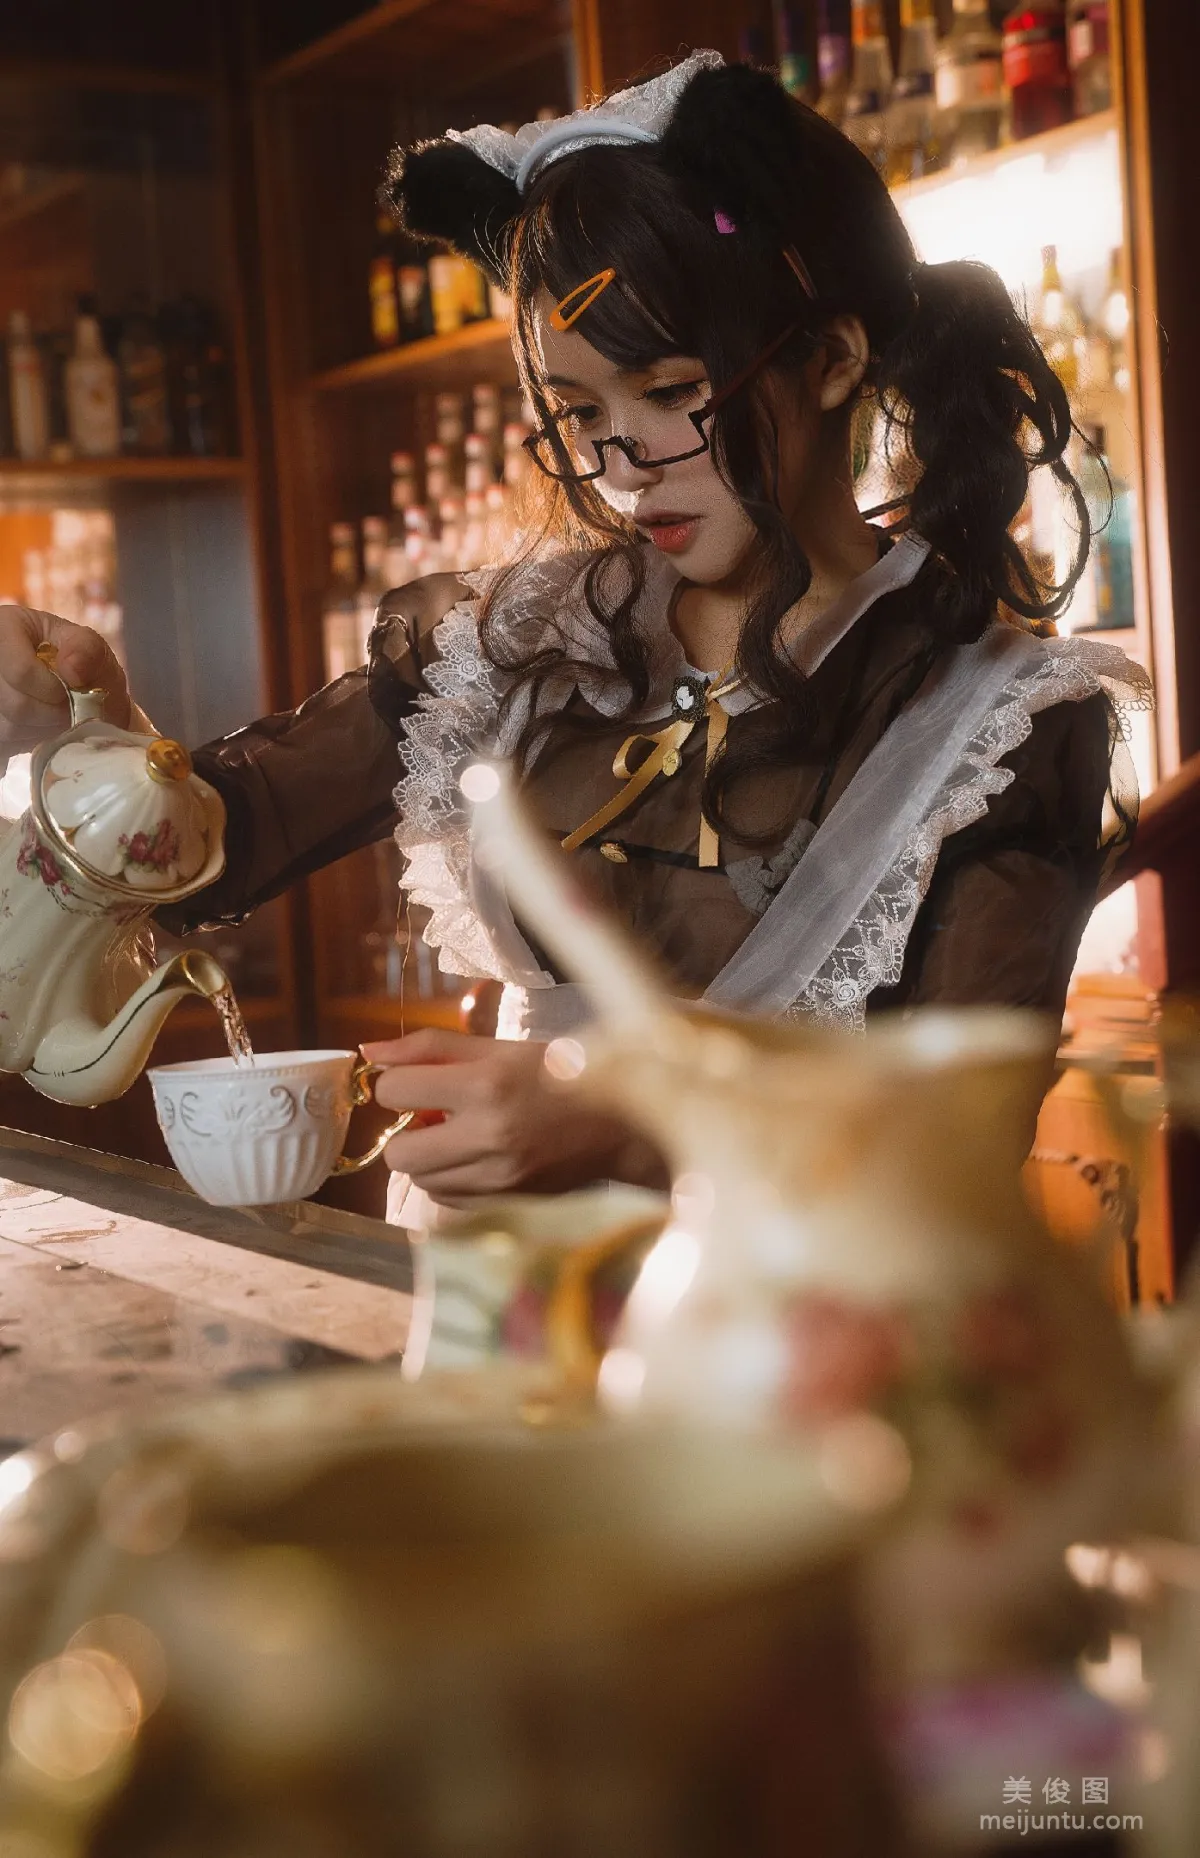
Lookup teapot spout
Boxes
[26,949,231,1107]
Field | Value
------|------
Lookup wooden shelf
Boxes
[0,457,246,485]
[311,319,516,392]
[0,61,217,96]
[893,109,1117,207]
[259,0,567,92]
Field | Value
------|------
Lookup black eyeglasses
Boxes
[524,315,810,484]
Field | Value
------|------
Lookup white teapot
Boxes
[0,655,230,1105]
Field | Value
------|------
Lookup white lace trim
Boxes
[781,635,1152,1033]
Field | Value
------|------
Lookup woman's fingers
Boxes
[361,1028,479,1066]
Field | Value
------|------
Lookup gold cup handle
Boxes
[330,1059,416,1177]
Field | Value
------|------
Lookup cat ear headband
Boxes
[385,49,818,316]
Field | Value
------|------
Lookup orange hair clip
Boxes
[549,267,617,331]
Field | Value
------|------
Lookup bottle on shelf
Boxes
[1067,0,1111,116]
[427,252,462,338]
[396,241,434,344]
[117,300,171,455]
[457,258,490,327]
[356,516,389,659]
[423,440,452,541]
[936,0,1006,161]
[816,0,853,125]
[65,311,120,458]
[321,521,360,683]
[384,450,419,586]
[1033,244,1085,396]
[460,433,493,571]
[7,312,49,462]
[368,211,401,350]
[1062,425,1135,632]
[39,325,74,463]
[843,0,894,177]
[472,382,502,478]
[773,3,816,102]
[163,297,234,458]
[1002,1,1074,140]
[887,0,943,184]
[502,421,531,495]
[434,390,467,486]
[1096,247,1131,398]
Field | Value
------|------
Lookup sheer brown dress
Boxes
[159,541,1134,1031]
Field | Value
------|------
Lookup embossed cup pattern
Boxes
[149,1051,357,1206]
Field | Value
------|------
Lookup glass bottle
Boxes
[1067,0,1111,116]
[117,300,171,455]
[472,381,502,479]
[427,252,463,338]
[816,0,852,125]
[164,296,233,459]
[1002,2,1073,140]
[887,0,942,184]
[368,210,401,350]
[356,516,389,661]
[385,450,418,587]
[396,242,434,343]
[7,311,49,462]
[321,522,359,684]
[423,441,451,542]
[1034,244,1084,398]
[843,0,894,177]
[434,390,467,487]
[1069,425,1135,632]
[1098,247,1131,398]
[66,312,120,458]
[773,3,816,103]
[39,324,74,462]
[936,0,1006,160]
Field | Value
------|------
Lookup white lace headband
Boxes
[447,47,724,195]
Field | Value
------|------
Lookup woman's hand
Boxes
[361,1028,668,1204]
[0,606,132,756]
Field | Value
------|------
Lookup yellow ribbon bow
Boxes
[561,666,741,867]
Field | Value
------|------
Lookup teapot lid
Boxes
[35,724,226,898]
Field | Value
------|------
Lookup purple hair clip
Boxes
[714,209,737,234]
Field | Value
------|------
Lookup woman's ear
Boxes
[818,314,870,411]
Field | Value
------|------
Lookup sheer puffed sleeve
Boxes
[877,691,1128,1020]
[157,576,466,935]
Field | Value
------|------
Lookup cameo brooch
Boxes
[671,673,708,724]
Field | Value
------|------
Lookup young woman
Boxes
[0,51,1147,1210]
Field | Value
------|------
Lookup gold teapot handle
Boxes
[330,1059,416,1177]
[35,640,109,727]
[543,1214,669,1396]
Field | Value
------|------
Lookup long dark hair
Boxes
[386,60,1089,843]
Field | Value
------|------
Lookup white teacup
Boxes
[148,1049,412,1206]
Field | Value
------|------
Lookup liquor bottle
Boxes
[461,433,493,571]
[7,312,49,461]
[163,297,234,458]
[356,516,389,660]
[502,421,530,493]
[936,0,1006,160]
[1034,245,1085,397]
[773,3,816,102]
[1002,2,1073,140]
[321,522,360,683]
[1086,426,1135,631]
[427,253,462,338]
[118,301,171,455]
[368,211,401,349]
[887,0,942,184]
[385,450,419,586]
[1097,247,1130,397]
[483,481,510,561]
[39,325,74,462]
[456,259,490,327]
[424,441,451,540]
[434,390,467,486]
[816,0,852,124]
[396,242,434,343]
[1067,0,1110,116]
[487,277,514,324]
[472,382,502,478]
[65,312,120,457]
[436,493,464,573]
[843,0,894,176]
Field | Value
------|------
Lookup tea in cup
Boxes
[148,1049,412,1206]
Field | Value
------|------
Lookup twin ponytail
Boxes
[873,257,1089,641]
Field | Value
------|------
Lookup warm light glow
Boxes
[1079,1630,1151,1710]
[459,761,500,804]
[459,992,476,1015]
[0,1455,35,1514]
[624,1224,701,1330]
[544,1036,587,1081]
[895,122,1122,302]
[8,1650,144,1783]
[817,1413,912,1513]
[597,1346,646,1415]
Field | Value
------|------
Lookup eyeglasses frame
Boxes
[523,312,812,484]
